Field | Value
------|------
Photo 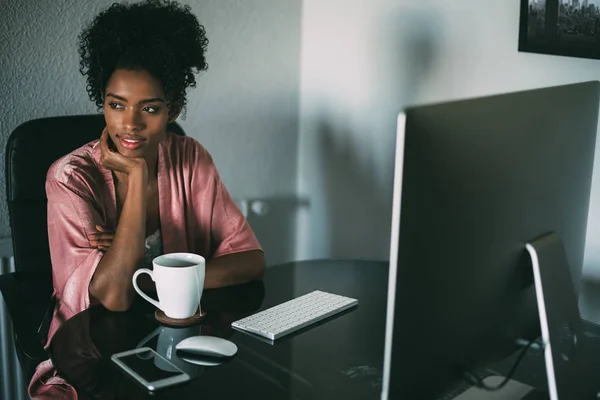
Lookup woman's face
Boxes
[103,69,171,159]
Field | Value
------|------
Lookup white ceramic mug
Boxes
[136,326,205,376]
[133,253,205,319]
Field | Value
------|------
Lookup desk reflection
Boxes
[50,280,265,400]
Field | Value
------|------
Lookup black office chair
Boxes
[0,115,185,381]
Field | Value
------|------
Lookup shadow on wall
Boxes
[311,6,441,260]
[314,118,391,260]
[241,196,308,266]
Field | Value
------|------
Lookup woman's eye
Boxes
[143,106,159,113]
[108,102,124,110]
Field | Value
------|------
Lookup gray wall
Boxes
[6,0,600,272]
[0,0,302,266]
[296,0,600,279]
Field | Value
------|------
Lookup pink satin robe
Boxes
[28,132,262,399]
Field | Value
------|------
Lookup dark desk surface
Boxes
[50,259,600,400]
[50,259,390,400]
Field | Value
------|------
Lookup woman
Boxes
[29,1,265,398]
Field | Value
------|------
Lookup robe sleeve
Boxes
[209,165,263,258]
[46,172,105,315]
[187,140,263,259]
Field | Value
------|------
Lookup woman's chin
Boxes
[117,147,145,159]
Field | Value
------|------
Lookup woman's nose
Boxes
[122,109,145,131]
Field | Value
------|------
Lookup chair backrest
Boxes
[6,114,185,274]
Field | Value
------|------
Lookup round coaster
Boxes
[155,309,207,327]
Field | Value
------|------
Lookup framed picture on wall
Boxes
[519,0,600,60]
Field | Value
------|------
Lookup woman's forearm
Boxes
[204,250,265,289]
[89,167,148,311]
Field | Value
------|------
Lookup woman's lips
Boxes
[118,136,146,150]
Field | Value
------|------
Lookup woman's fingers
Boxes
[87,225,115,252]
[88,225,114,240]
[89,238,114,247]
[99,128,111,154]
[95,224,113,233]
[88,233,115,240]
[88,225,115,250]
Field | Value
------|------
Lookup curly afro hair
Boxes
[78,0,208,117]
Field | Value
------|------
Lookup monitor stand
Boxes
[526,232,596,399]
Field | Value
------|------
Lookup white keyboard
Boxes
[231,290,358,341]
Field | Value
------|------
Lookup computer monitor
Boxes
[381,82,600,399]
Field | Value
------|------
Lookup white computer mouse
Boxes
[175,335,238,358]
[177,354,225,367]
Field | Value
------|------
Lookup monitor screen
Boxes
[382,81,600,399]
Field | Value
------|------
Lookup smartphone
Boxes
[111,347,191,392]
